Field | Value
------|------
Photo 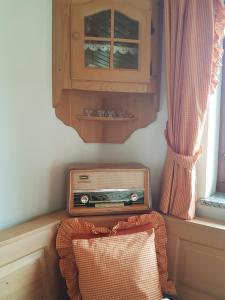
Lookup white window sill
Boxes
[165,214,225,232]
[196,192,225,222]
[200,192,225,209]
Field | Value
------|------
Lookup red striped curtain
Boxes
[159,0,225,219]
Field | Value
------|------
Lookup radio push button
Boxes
[80,195,89,204]
[130,193,139,202]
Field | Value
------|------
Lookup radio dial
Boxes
[80,195,89,204]
[130,193,139,202]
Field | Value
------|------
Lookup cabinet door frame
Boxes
[70,0,151,83]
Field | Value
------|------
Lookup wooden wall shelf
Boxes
[52,0,162,143]
[76,115,137,122]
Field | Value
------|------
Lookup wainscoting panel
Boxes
[1,211,225,300]
[165,216,225,300]
[0,250,48,300]
[0,211,68,300]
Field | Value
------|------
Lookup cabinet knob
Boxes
[72,32,80,40]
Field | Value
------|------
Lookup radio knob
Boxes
[130,193,139,202]
[80,195,89,204]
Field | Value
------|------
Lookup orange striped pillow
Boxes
[72,229,162,300]
[56,212,176,299]
[111,212,176,295]
[56,219,110,300]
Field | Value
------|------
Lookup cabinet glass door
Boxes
[84,10,111,68]
[113,42,138,69]
[85,41,110,68]
[114,11,138,40]
[84,9,140,70]
[85,10,111,37]
[113,11,139,70]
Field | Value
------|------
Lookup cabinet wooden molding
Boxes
[52,0,162,143]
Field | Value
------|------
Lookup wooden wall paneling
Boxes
[165,216,225,300]
[1,211,225,300]
[0,211,68,300]
[178,241,225,299]
[0,250,47,300]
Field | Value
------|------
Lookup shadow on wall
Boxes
[48,164,68,212]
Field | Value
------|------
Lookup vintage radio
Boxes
[67,163,151,216]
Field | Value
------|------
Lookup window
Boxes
[196,41,225,221]
[217,41,225,193]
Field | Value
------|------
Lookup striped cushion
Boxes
[72,229,162,300]
[56,212,176,299]
[113,212,176,295]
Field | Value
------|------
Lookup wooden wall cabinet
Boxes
[53,0,162,143]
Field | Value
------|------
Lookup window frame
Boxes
[217,41,225,193]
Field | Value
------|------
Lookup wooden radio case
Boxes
[67,163,151,216]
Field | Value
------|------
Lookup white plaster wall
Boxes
[99,80,167,207]
[0,0,167,229]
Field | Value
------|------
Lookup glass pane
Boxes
[113,43,138,69]
[85,10,111,38]
[85,41,110,68]
[114,11,139,40]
